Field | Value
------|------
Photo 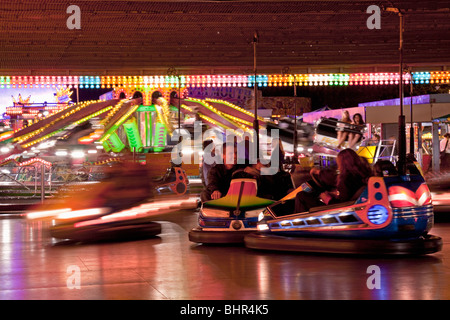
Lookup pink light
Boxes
[57,207,110,220]
[73,197,198,228]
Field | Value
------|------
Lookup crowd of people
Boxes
[200,140,293,202]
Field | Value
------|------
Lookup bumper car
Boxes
[48,206,162,242]
[189,178,274,244]
[48,196,197,242]
[27,162,196,242]
[245,173,442,255]
[154,163,189,196]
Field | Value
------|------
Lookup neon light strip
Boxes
[184,98,247,131]
[1,72,449,89]
[20,105,113,149]
[99,103,140,143]
[13,100,96,144]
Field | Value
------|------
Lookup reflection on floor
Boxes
[0,209,449,300]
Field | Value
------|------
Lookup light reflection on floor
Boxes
[0,209,449,300]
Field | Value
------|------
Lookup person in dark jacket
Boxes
[295,149,372,212]
[294,166,338,213]
[231,139,293,200]
[200,142,238,202]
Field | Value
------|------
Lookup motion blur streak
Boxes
[26,208,72,221]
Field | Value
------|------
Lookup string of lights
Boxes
[0,71,448,89]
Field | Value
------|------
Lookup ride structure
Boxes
[244,9,443,256]
[314,117,366,151]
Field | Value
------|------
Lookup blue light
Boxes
[367,205,389,225]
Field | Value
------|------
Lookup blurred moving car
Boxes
[27,161,196,242]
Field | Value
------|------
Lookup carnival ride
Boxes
[5,84,442,251]
[0,98,139,158]
[0,88,274,201]
[10,91,272,242]
[0,95,268,162]
[311,117,367,158]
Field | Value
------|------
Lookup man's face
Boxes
[223,145,237,165]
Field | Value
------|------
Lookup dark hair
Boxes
[315,167,338,191]
[336,149,373,185]
[353,113,365,125]
[373,160,397,177]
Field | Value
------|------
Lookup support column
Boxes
[432,121,440,172]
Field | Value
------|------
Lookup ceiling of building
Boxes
[1,0,449,75]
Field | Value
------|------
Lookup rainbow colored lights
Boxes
[1,71,449,89]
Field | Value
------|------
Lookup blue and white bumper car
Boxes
[245,173,442,255]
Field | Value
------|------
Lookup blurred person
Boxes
[373,160,397,177]
[270,138,285,172]
[347,113,365,149]
[62,162,154,212]
[369,134,380,146]
[336,110,352,148]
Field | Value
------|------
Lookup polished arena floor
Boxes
[1,208,450,300]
